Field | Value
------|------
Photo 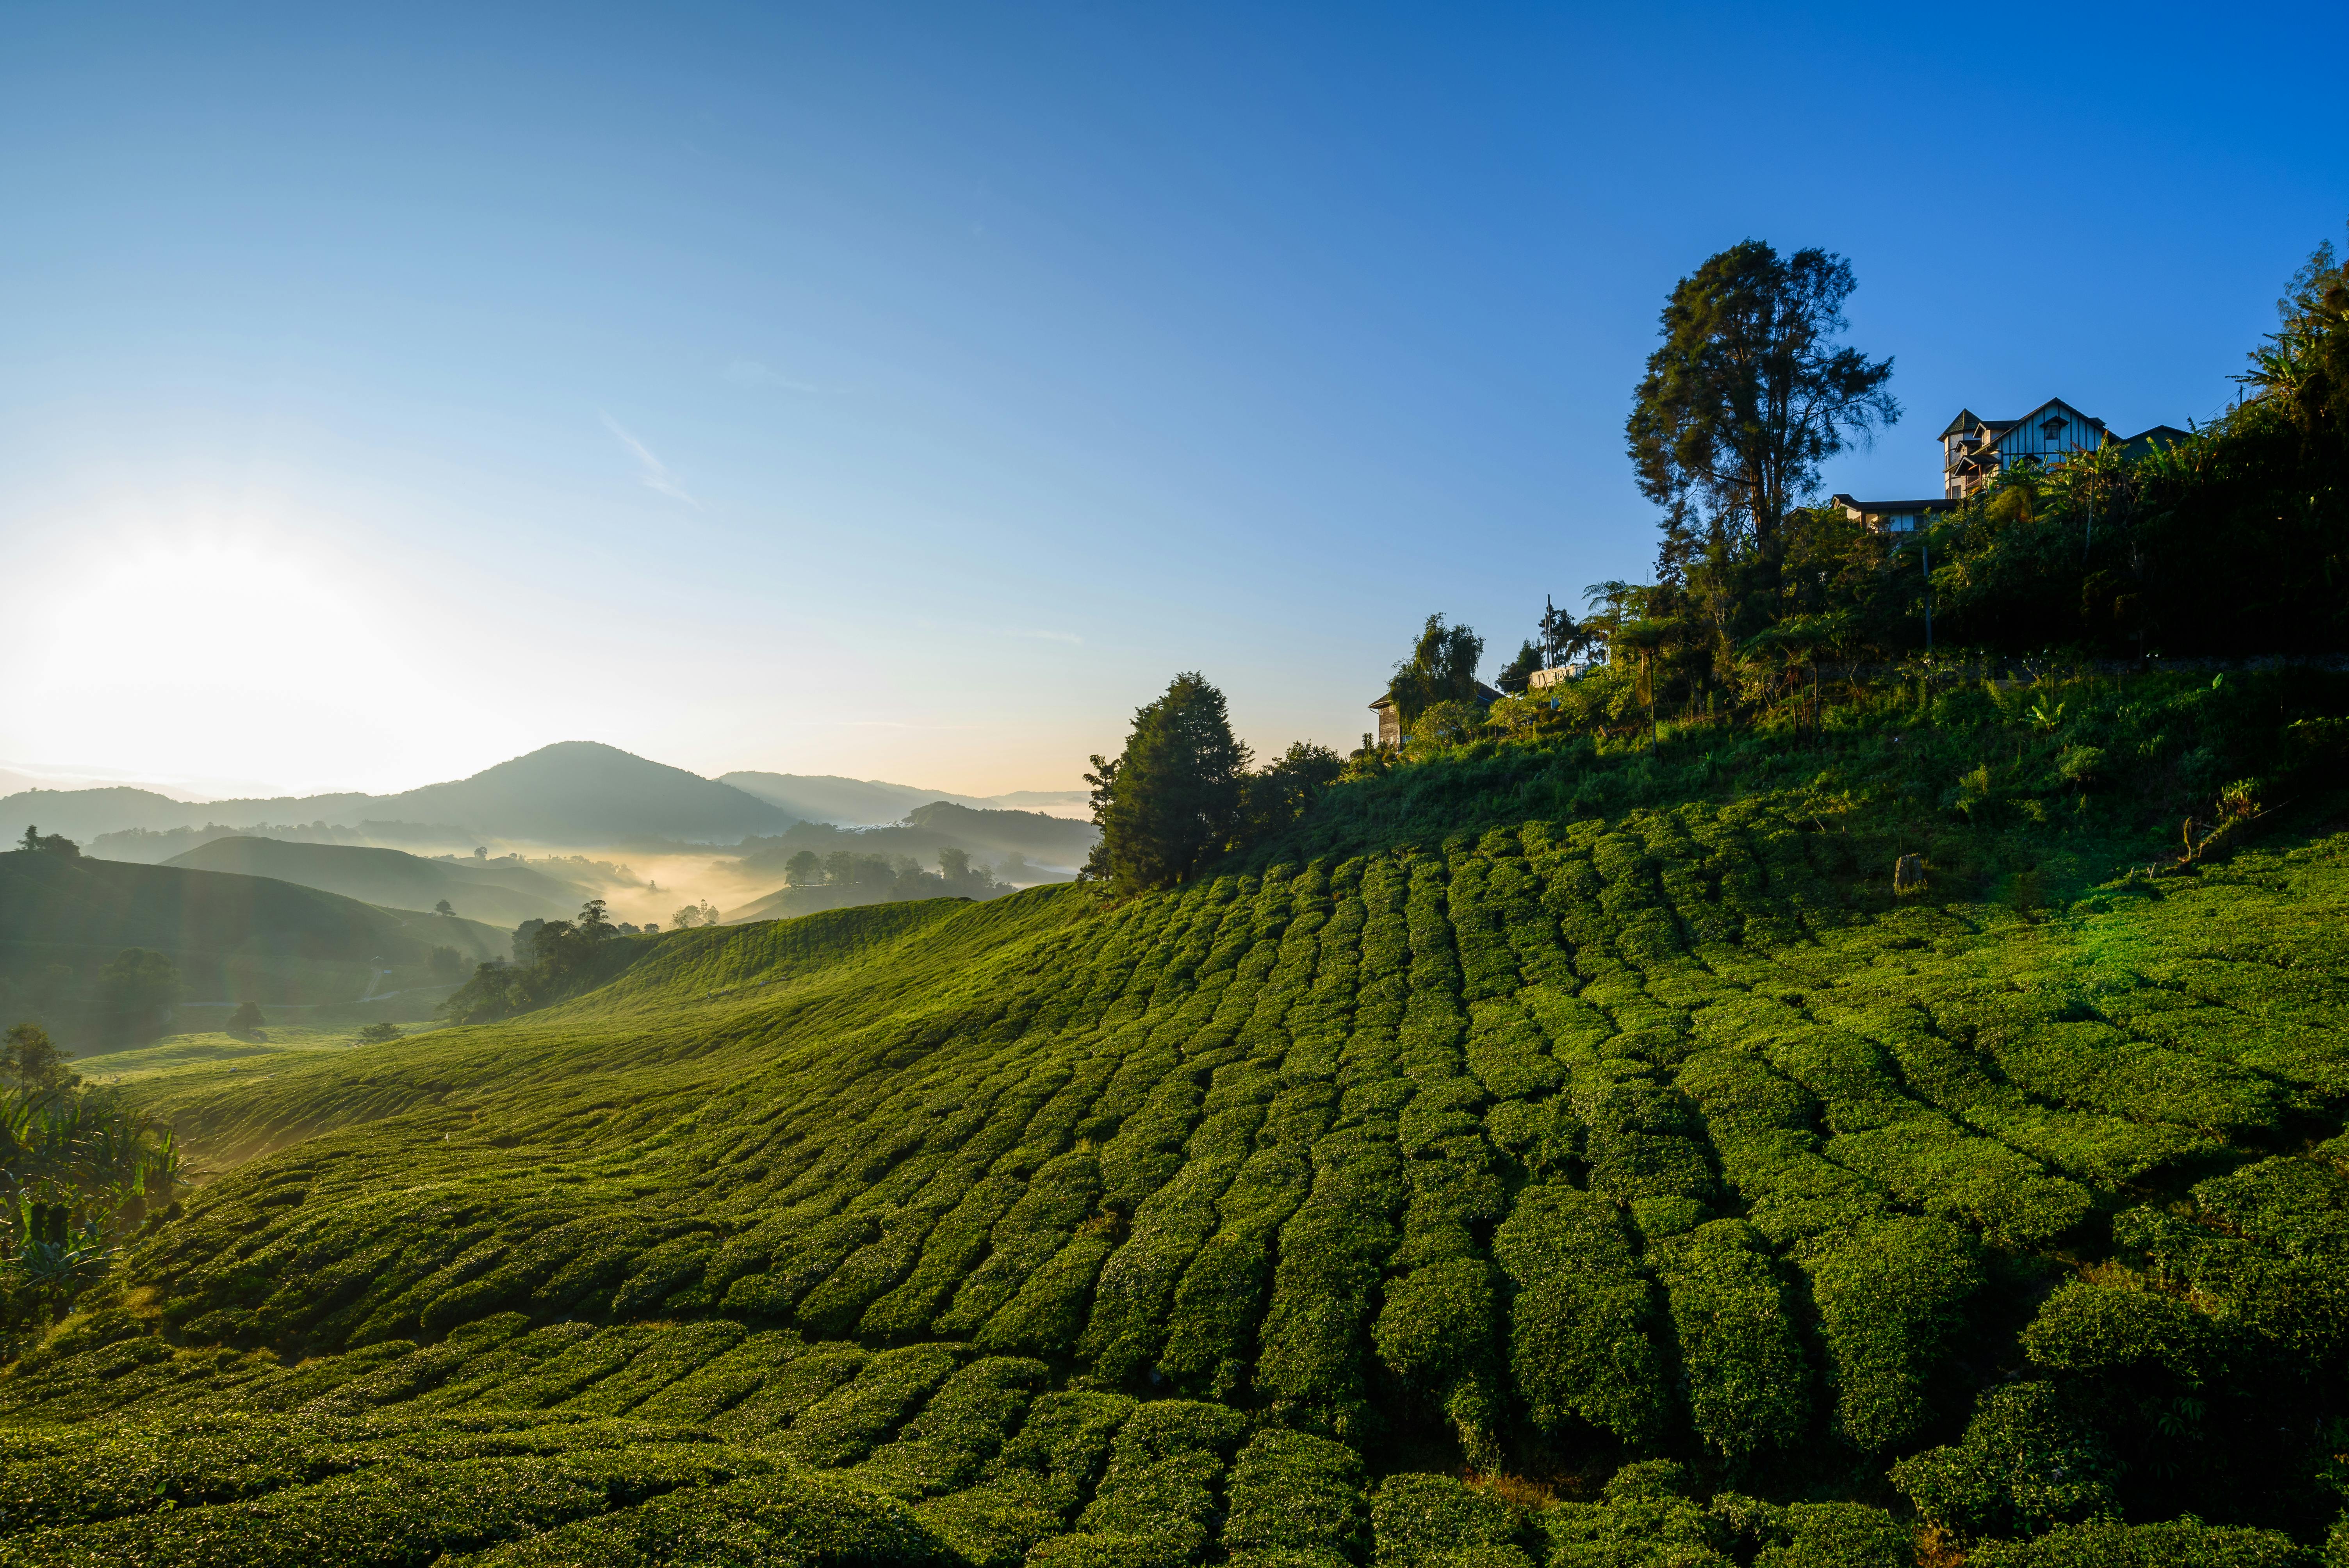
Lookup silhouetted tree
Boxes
[1627,241,1896,595]
[2,1022,75,1094]
[783,850,822,887]
[16,825,78,858]
[1084,672,1252,894]
[432,899,456,918]
[227,1001,266,1036]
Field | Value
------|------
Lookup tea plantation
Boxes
[8,689,2349,1565]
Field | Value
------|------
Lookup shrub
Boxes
[1805,1215,1982,1453]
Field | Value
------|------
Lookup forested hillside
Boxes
[7,660,2349,1565]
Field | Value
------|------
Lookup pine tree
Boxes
[1085,672,1251,894]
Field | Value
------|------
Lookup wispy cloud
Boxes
[723,359,821,392]
[600,413,698,506]
[1009,628,1083,645]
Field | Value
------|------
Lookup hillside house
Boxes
[1370,682,1506,747]
[1830,397,2191,532]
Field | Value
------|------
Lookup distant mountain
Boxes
[4,742,793,846]
[3,786,222,843]
[164,839,596,928]
[377,742,788,843]
[719,772,1089,826]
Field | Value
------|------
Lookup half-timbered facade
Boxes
[1831,398,2191,531]
[1940,398,2189,499]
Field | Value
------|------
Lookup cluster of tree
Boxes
[2,1020,184,1343]
[670,901,724,928]
[1083,673,1345,894]
[438,900,635,1025]
[13,826,78,858]
[779,846,1008,902]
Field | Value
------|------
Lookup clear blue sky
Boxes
[3,1,2341,796]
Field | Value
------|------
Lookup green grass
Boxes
[6,682,2349,1564]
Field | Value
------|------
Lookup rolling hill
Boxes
[0,849,510,1030]
[163,837,598,927]
[10,667,2349,1564]
[3,741,793,846]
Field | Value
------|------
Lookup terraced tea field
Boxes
[7,799,2349,1566]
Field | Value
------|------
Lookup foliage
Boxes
[2,1084,184,1341]
[1626,240,1897,590]
[2,1023,77,1095]
[1388,616,1488,727]
[1085,673,1254,894]
[440,902,652,1025]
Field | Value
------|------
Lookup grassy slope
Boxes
[7,672,2349,1565]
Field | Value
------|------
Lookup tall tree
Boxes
[1626,242,1897,586]
[1387,615,1485,725]
[2,1021,76,1094]
[1085,672,1252,894]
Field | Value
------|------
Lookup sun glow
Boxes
[13,528,420,791]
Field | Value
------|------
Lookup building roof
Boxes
[1940,398,2107,443]
[1831,495,1955,513]
[1369,681,1507,711]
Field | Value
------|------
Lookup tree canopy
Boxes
[1387,615,1486,725]
[1627,241,1897,593]
[1085,672,1253,894]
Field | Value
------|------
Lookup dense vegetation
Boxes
[2,656,2346,1563]
[1,1026,186,1350]
[1516,231,2349,735]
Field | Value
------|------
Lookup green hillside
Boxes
[0,850,510,1039]
[164,837,595,927]
[7,661,2349,1565]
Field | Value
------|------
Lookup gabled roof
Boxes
[1830,495,1956,513]
[1939,398,2107,443]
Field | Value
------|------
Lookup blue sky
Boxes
[2,1,2342,797]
